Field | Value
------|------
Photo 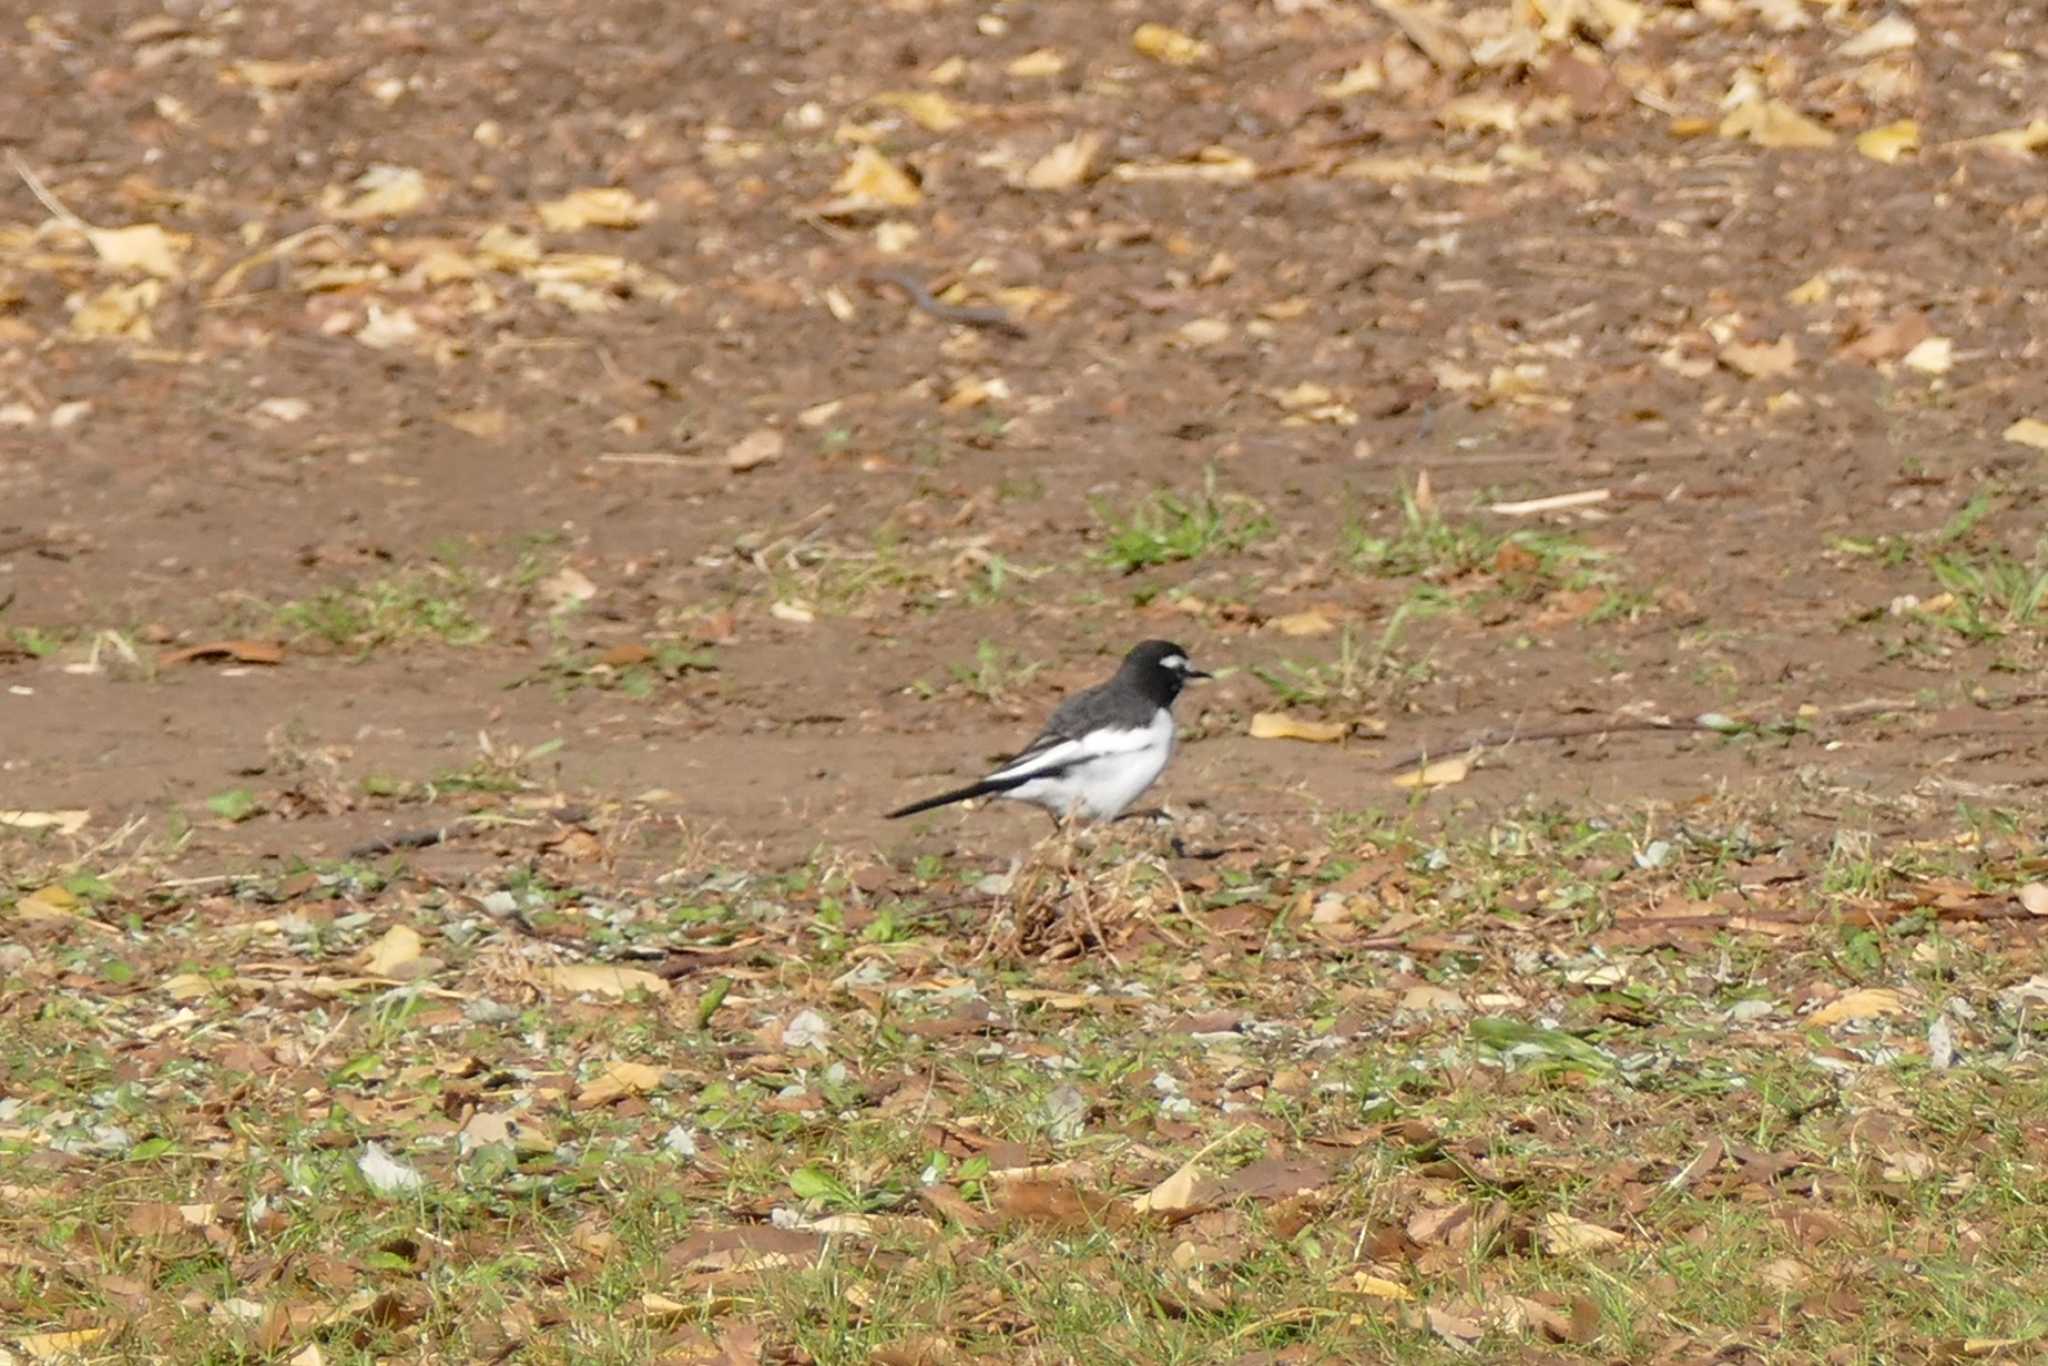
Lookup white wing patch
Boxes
[986,724,1159,785]
[990,710,1178,821]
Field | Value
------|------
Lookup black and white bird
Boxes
[887,639,1210,824]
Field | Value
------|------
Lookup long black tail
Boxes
[885,777,1019,819]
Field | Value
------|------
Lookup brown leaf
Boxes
[1392,756,1470,790]
[1424,1305,1484,1351]
[1719,337,1798,379]
[726,429,785,472]
[159,638,287,667]
[997,1178,1123,1228]
[1214,1155,1332,1203]
[1536,1212,1626,1256]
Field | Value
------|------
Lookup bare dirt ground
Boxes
[4,0,2048,1361]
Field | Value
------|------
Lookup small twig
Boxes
[7,151,93,234]
[1384,698,1932,773]
[860,269,1028,338]
[345,825,457,860]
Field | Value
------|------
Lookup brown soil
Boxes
[4,0,2046,879]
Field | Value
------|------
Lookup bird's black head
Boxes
[1122,639,1211,705]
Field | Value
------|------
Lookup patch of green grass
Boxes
[276,566,490,650]
[518,640,717,699]
[940,638,1046,705]
[1096,470,1274,573]
[1345,484,1615,599]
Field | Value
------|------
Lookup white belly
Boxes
[1004,711,1176,821]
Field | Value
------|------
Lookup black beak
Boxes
[1184,666,1213,680]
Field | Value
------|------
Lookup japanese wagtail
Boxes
[887,639,1210,824]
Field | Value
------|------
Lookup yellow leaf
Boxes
[1007,48,1067,78]
[1249,712,1349,744]
[328,166,429,220]
[1111,148,1258,184]
[826,146,923,210]
[231,58,327,89]
[1268,610,1336,637]
[1392,756,1470,790]
[86,223,188,278]
[871,90,969,132]
[1786,273,1831,306]
[69,280,160,340]
[363,924,423,977]
[1959,119,2048,156]
[162,972,211,1001]
[1856,119,1919,164]
[1719,99,1836,149]
[1021,133,1101,191]
[1538,1211,1627,1255]
[1809,987,1907,1026]
[1340,1271,1414,1300]
[13,885,82,922]
[538,187,654,231]
[2002,417,2048,451]
[543,964,672,999]
[576,1059,667,1107]
[20,1328,112,1360]
[1132,22,1212,66]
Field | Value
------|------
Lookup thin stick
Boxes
[7,151,92,233]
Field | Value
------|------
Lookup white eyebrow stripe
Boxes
[1161,654,1186,670]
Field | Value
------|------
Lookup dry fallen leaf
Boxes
[1537,1212,1627,1256]
[2002,417,2048,451]
[1268,610,1337,637]
[870,90,969,132]
[1249,712,1349,744]
[86,223,189,279]
[1957,120,2048,156]
[1340,1271,1414,1300]
[362,924,423,977]
[823,147,924,213]
[2017,883,2048,917]
[1719,336,1798,379]
[19,1328,112,1360]
[1021,133,1101,191]
[576,1060,668,1108]
[0,809,91,836]
[543,963,673,999]
[159,639,285,667]
[328,165,429,220]
[1132,22,1212,66]
[538,187,655,231]
[1719,99,1836,149]
[1808,987,1908,1027]
[1856,119,1919,164]
[1901,336,1952,375]
[1838,13,1917,58]
[1392,756,1470,789]
[1007,49,1068,78]
[726,429,785,472]
[70,280,161,340]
